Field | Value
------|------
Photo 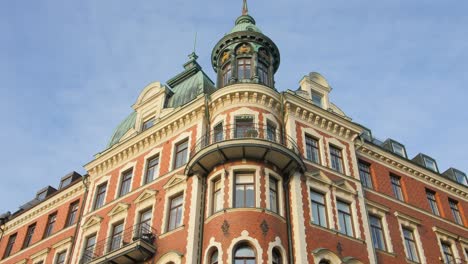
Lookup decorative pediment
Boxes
[135,189,158,204]
[82,215,103,230]
[333,179,356,194]
[164,174,187,190]
[307,170,332,185]
[134,81,165,108]
[108,202,130,217]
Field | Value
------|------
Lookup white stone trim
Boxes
[160,179,186,233]
[395,212,426,264]
[185,176,201,264]
[105,214,127,254]
[265,168,284,216]
[52,237,72,264]
[267,236,288,264]
[433,227,462,264]
[326,137,351,176]
[88,175,110,213]
[333,186,361,239]
[212,113,227,129]
[290,171,309,264]
[366,204,394,253]
[169,131,192,171]
[306,175,334,229]
[204,237,224,264]
[156,251,183,264]
[30,248,49,263]
[140,147,163,185]
[228,165,261,208]
[228,107,260,127]
[226,230,263,264]
[301,127,326,166]
[312,248,342,264]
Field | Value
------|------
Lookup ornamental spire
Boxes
[242,0,248,15]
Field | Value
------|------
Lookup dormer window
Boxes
[37,190,47,201]
[237,58,251,80]
[142,117,155,131]
[454,170,467,186]
[423,157,438,172]
[59,176,73,189]
[311,92,323,108]
[391,142,406,158]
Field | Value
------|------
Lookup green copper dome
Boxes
[230,14,262,33]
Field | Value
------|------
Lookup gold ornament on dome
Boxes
[236,44,252,55]
[221,51,230,64]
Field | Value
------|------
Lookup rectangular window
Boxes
[423,157,437,172]
[426,190,440,216]
[109,222,124,251]
[311,92,323,107]
[237,58,251,80]
[138,209,152,238]
[142,117,155,131]
[330,145,344,173]
[212,178,223,214]
[337,200,354,236]
[66,201,79,227]
[234,172,255,208]
[145,156,159,184]
[390,175,404,201]
[55,251,67,264]
[441,242,455,264]
[213,123,224,143]
[266,121,276,142]
[3,233,16,258]
[235,116,255,138]
[82,233,97,263]
[59,176,73,189]
[269,177,279,213]
[174,139,189,169]
[391,142,406,158]
[449,199,463,225]
[369,215,386,251]
[222,63,232,87]
[358,161,373,189]
[402,227,420,263]
[305,135,320,164]
[168,194,184,231]
[310,190,327,228]
[118,169,133,197]
[94,182,107,210]
[22,223,36,249]
[454,170,468,186]
[258,62,269,86]
[43,213,57,238]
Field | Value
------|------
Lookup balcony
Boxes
[80,223,156,264]
[185,123,305,175]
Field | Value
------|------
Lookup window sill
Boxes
[205,208,286,223]
[159,225,184,239]
[405,259,420,264]
[375,249,396,257]
[308,222,365,244]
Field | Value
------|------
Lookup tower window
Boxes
[234,244,256,263]
[222,63,232,87]
[311,92,323,107]
[234,172,255,208]
[258,62,269,86]
[237,58,251,80]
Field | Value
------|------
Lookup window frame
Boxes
[167,193,184,231]
[329,145,344,173]
[369,214,387,251]
[118,169,133,197]
[449,199,463,225]
[234,171,256,208]
[266,120,277,142]
[222,63,232,87]
[54,250,67,264]
[305,135,321,164]
[390,175,405,201]
[269,176,279,214]
[173,138,189,169]
[144,155,160,184]
[233,243,256,263]
[22,223,36,249]
[93,182,107,210]
[234,115,255,139]
[337,200,354,237]
[109,221,124,252]
[425,190,440,216]
[213,122,224,143]
[310,189,328,228]
[43,212,57,238]
[258,61,269,86]
[211,177,223,214]
[82,233,97,263]
[237,57,252,80]
[311,91,323,107]
[441,241,455,264]
[402,227,420,263]
[358,160,373,189]
[3,233,17,258]
[142,117,155,131]
[66,200,80,227]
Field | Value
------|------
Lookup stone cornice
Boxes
[358,142,468,199]
[4,183,84,233]
[85,97,206,176]
[283,92,362,141]
[209,84,282,116]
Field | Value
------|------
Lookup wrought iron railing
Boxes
[80,223,156,263]
[190,123,301,158]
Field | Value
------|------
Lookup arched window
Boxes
[272,248,282,264]
[319,260,330,264]
[222,63,232,87]
[210,249,219,264]
[237,58,251,80]
[234,244,256,264]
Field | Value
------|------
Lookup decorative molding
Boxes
[107,202,130,217]
[221,220,230,235]
[358,143,468,198]
[432,226,458,240]
[163,174,187,190]
[394,211,421,226]
[260,220,269,236]
[134,189,158,204]
[30,247,50,260]
[82,215,103,230]
[52,237,73,249]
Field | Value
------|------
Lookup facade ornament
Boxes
[221,220,230,235]
[260,219,269,236]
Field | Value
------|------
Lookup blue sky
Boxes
[1,1,467,213]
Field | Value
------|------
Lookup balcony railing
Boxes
[80,223,156,264]
[186,123,305,175]
[191,123,301,158]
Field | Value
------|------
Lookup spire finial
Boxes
[242,0,248,15]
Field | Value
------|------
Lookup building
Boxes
[1,1,467,264]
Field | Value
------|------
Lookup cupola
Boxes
[211,0,280,89]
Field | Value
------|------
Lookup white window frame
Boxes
[228,165,261,209]
[367,202,394,253]
[306,175,334,229]
[265,168,284,216]
[301,127,326,166]
[115,161,136,200]
[326,138,351,176]
[161,181,186,234]
[169,132,192,171]
[206,172,225,216]
[140,147,162,186]
[89,175,110,213]
[395,212,426,264]
[334,187,360,239]
[433,227,462,264]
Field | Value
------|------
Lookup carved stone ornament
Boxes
[259,49,269,61]
[221,51,231,64]
[237,44,252,55]
[336,242,343,256]
[260,220,269,236]
[221,220,230,235]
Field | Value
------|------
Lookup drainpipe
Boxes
[196,175,208,264]
[67,174,90,264]
[284,174,295,264]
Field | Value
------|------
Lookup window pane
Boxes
[330,146,343,173]
[246,185,255,207]
[358,161,373,189]
[369,215,386,251]
[305,136,320,163]
[174,140,189,168]
[145,156,159,183]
